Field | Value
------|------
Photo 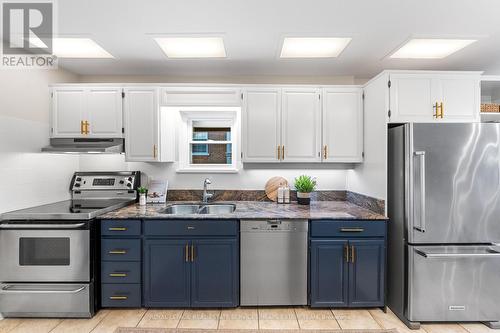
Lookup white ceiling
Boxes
[56,0,500,78]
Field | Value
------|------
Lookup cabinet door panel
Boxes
[52,88,86,137]
[348,239,385,307]
[282,89,321,162]
[87,88,123,137]
[310,240,349,307]
[389,75,436,123]
[144,239,190,307]
[438,76,479,122]
[242,89,281,162]
[124,88,159,161]
[322,88,363,162]
[191,239,238,307]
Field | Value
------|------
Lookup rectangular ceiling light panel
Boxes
[53,38,114,58]
[154,37,226,58]
[390,39,477,59]
[280,37,352,58]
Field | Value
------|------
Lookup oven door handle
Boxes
[0,285,86,294]
[0,223,86,229]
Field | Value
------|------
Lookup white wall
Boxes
[347,73,388,204]
[79,154,348,191]
[0,69,80,214]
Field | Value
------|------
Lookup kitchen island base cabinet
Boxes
[309,220,387,308]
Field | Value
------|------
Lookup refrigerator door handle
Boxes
[415,249,500,259]
[414,151,426,233]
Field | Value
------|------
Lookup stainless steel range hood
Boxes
[41,138,124,154]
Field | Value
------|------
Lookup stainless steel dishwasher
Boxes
[240,219,308,306]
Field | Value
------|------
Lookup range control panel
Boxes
[70,171,141,191]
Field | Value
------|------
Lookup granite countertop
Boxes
[99,200,387,220]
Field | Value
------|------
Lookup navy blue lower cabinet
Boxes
[309,220,387,308]
[310,240,349,307]
[143,239,191,307]
[348,239,385,307]
[190,239,239,307]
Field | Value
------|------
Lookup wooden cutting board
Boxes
[265,176,288,202]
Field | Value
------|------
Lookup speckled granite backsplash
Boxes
[167,190,384,215]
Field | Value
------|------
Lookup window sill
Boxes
[176,167,239,174]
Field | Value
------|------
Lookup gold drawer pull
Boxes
[340,228,365,232]
[351,245,356,263]
[109,296,128,300]
[191,244,195,262]
[109,250,127,255]
[109,273,127,277]
[108,227,127,231]
[185,243,189,262]
[344,244,349,262]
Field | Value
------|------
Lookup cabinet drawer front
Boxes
[310,220,386,238]
[144,220,238,237]
[101,284,141,307]
[101,239,141,261]
[101,262,141,284]
[101,220,141,236]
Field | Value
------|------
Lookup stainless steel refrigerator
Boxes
[388,123,500,329]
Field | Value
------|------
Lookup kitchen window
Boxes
[177,107,240,173]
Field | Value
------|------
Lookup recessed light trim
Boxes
[390,38,477,59]
[154,37,226,58]
[53,38,114,58]
[280,37,352,58]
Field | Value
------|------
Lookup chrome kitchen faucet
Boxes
[202,178,214,203]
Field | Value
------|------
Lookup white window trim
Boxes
[176,107,240,173]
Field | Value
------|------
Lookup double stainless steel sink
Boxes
[160,203,236,215]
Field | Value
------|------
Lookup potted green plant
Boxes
[294,175,317,205]
[138,187,148,206]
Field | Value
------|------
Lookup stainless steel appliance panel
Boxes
[240,220,308,306]
[0,283,92,318]
[410,123,500,244]
[408,245,500,322]
[0,229,89,282]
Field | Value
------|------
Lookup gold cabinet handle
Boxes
[351,245,355,263]
[153,144,157,159]
[191,244,195,262]
[344,244,349,262]
[433,102,439,119]
[440,102,444,118]
[109,250,127,255]
[109,273,127,277]
[109,296,128,300]
[281,145,285,160]
[323,145,328,159]
[340,228,365,233]
[185,243,189,262]
[80,120,85,134]
[277,145,281,160]
[108,227,127,231]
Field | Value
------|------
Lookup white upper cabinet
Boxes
[322,88,363,162]
[123,87,160,162]
[51,86,123,138]
[242,88,281,163]
[389,72,480,123]
[281,88,321,162]
[51,88,86,137]
[437,75,480,122]
[86,88,123,137]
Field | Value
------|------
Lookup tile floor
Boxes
[0,308,497,333]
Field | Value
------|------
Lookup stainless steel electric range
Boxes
[0,171,140,318]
